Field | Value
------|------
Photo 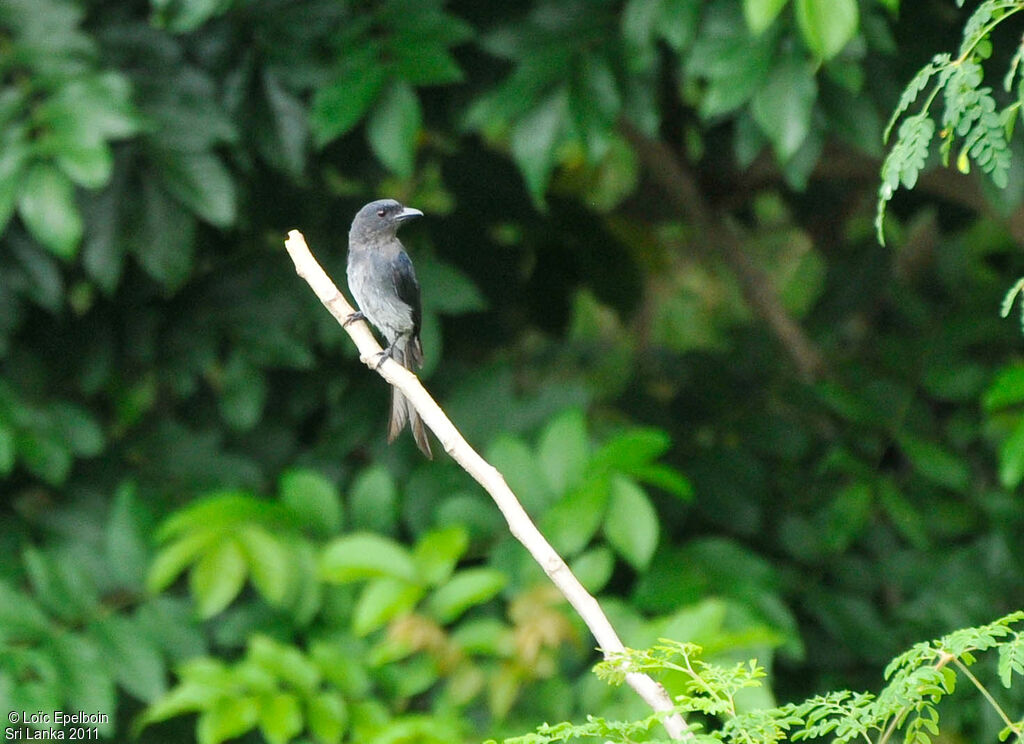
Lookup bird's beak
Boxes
[396,206,424,221]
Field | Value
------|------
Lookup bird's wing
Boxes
[391,249,423,336]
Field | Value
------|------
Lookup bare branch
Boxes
[621,121,826,382]
[283,229,693,741]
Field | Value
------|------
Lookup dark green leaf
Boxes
[153,149,237,227]
[311,56,387,146]
[218,355,267,431]
[898,434,971,492]
[511,89,568,208]
[751,57,818,160]
[91,615,167,701]
[367,81,422,178]
[105,482,149,588]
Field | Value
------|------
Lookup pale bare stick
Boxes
[284,229,691,741]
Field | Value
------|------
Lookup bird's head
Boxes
[350,199,423,242]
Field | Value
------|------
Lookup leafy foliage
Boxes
[501,612,1024,744]
[2,1,1024,743]
[876,1,1022,243]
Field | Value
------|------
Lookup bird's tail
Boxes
[387,336,432,459]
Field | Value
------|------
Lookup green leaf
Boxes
[688,7,775,118]
[259,692,304,744]
[0,136,29,234]
[538,408,589,494]
[153,149,237,227]
[486,434,555,513]
[53,402,104,456]
[352,577,425,636]
[998,417,1024,489]
[105,482,149,588]
[744,0,789,34]
[0,578,51,633]
[633,463,694,500]
[417,256,488,314]
[348,465,398,534]
[91,615,167,702]
[147,530,216,593]
[248,635,321,692]
[541,478,609,556]
[511,89,568,208]
[152,0,232,32]
[16,427,72,485]
[311,60,387,146]
[53,136,112,189]
[984,364,1024,410]
[413,525,469,586]
[392,41,465,85]
[795,0,858,59]
[280,468,342,535]
[236,527,292,605]
[320,532,418,583]
[190,538,248,618]
[570,546,615,593]
[591,428,671,472]
[898,434,970,492]
[307,691,348,744]
[603,475,659,570]
[0,422,15,474]
[129,177,196,290]
[17,163,83,258]
[367,81,422,178]
[156,492,287,541]
[218,355,266,431]
[426,568,507,624]
[751,57,818,160]
[197,695,260,744]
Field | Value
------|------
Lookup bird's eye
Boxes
[376,208,386,218]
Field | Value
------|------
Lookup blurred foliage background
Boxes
[1,0,1023,742]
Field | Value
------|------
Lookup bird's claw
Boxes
[373,343,397,370]
[343,311,366,328]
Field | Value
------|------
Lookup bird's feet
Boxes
[373,341,398,370]
[342,310,366,328]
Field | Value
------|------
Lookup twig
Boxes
[283,229,693,741]
[620,121,826,382]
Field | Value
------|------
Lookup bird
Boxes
[345,198,432,458]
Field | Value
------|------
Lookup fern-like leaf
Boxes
[876,113,936,243]
[998,633,1024,688]
[960,1,1023,58]
[883,55,951,143]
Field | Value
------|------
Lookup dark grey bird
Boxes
[345,199,432,458]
